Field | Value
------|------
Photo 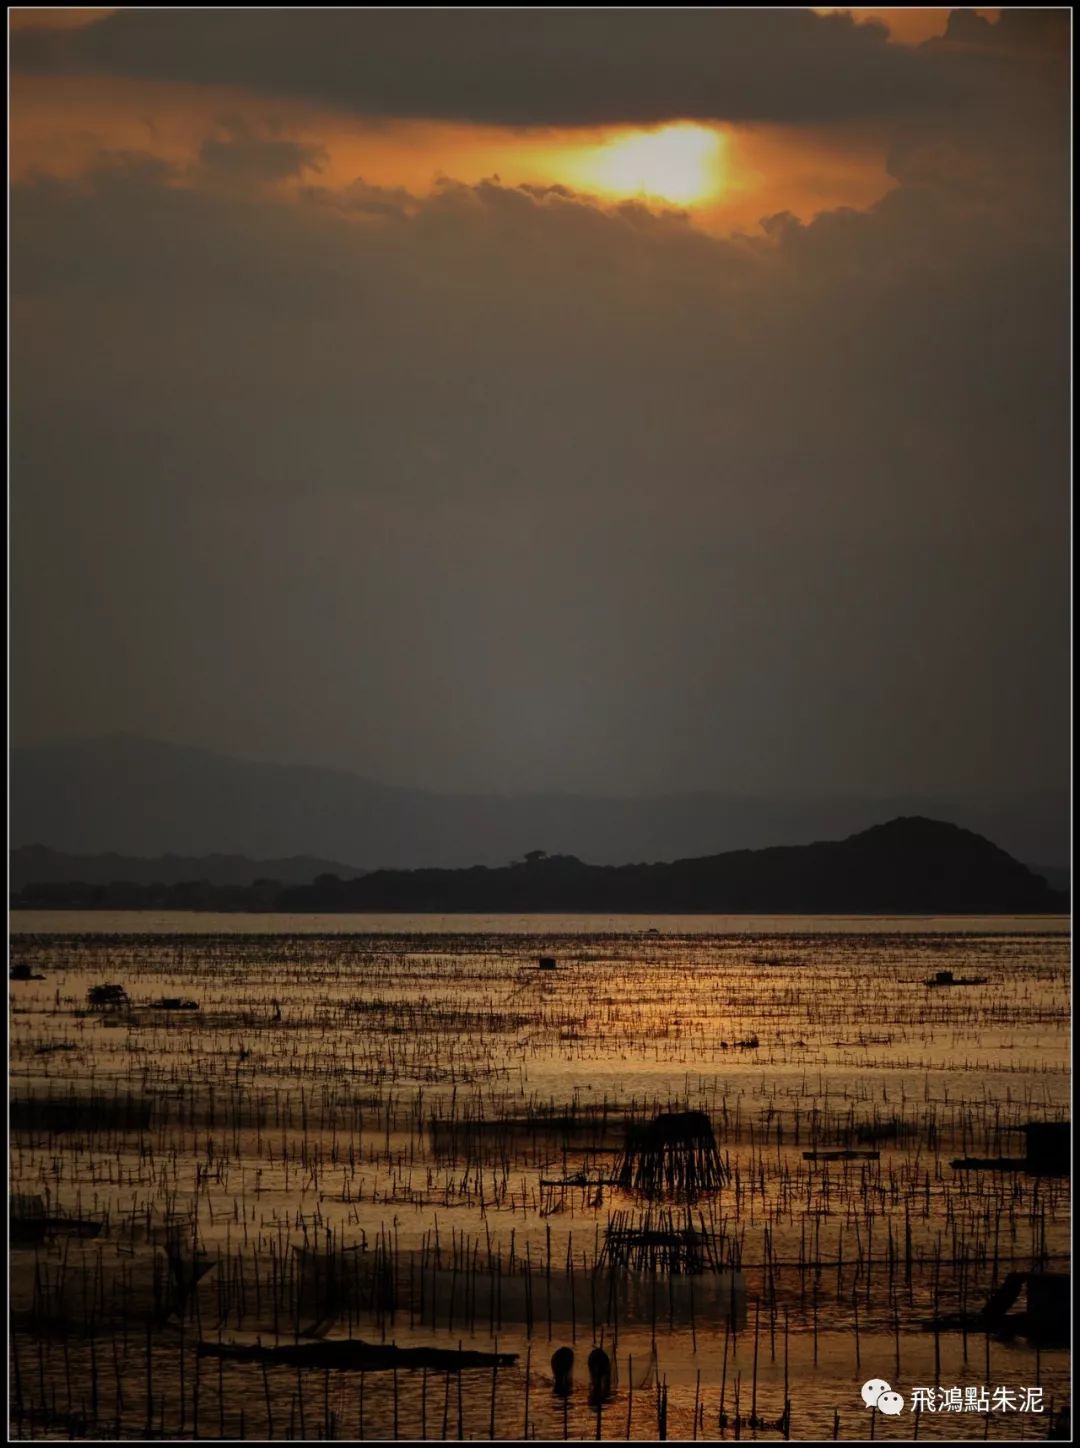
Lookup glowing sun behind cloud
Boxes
[563,124,726,205]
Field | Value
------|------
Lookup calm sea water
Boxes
[8,919,1071,1441]
[9,910,1072,935]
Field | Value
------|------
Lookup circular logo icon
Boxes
[861,1379,891,1408]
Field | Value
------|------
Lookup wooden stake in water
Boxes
[457,1353,465,1441]
[778,1299,787,1416]
[262,1359,273,1439]
[751,1298,760,1424]
[625,1354,633,1440]
[523,1345,531,1441]
[144,1321,153,1436]
[489,1352,498,1438]
[720,1318,729,1433]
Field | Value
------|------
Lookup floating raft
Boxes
[950,1157,1028,1171]
[197,1339,518,1372]
[9,1196,103,1245]
[951,1121,1069,1177]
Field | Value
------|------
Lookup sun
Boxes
[566,124,725,206]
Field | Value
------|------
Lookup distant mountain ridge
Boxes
[9,734,1070,873]
[274,818,1066,915]
[10,845,365,891]
[16,817,1061,914]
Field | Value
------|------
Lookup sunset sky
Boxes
[10,8,1007,229]
[10,9,1070,810]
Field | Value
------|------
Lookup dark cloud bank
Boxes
[12,8,1068,127]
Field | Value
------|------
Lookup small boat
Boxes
[923,969,988,988]
[921,1271,1069,1347]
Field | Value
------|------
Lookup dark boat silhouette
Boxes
[924,969,988,987]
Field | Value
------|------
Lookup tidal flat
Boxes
[8,917,1070,1440]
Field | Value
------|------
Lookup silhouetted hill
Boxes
[10,845,364,891]
[272,818,1065,914]
[13,819,1067,913]
[1030,862,1070,893]
[9,735,1070,871]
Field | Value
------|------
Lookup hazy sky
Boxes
[10,8,1069,799]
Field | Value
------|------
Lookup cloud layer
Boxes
[12,8,1065,128]
[10,9,1070,808]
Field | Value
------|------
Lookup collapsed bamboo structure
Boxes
[600,1208,724,1274]
[615,1111,728,1198]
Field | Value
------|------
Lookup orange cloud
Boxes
[11,70,894,234]
[9,7,115,30]
[814,9,1001,46]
